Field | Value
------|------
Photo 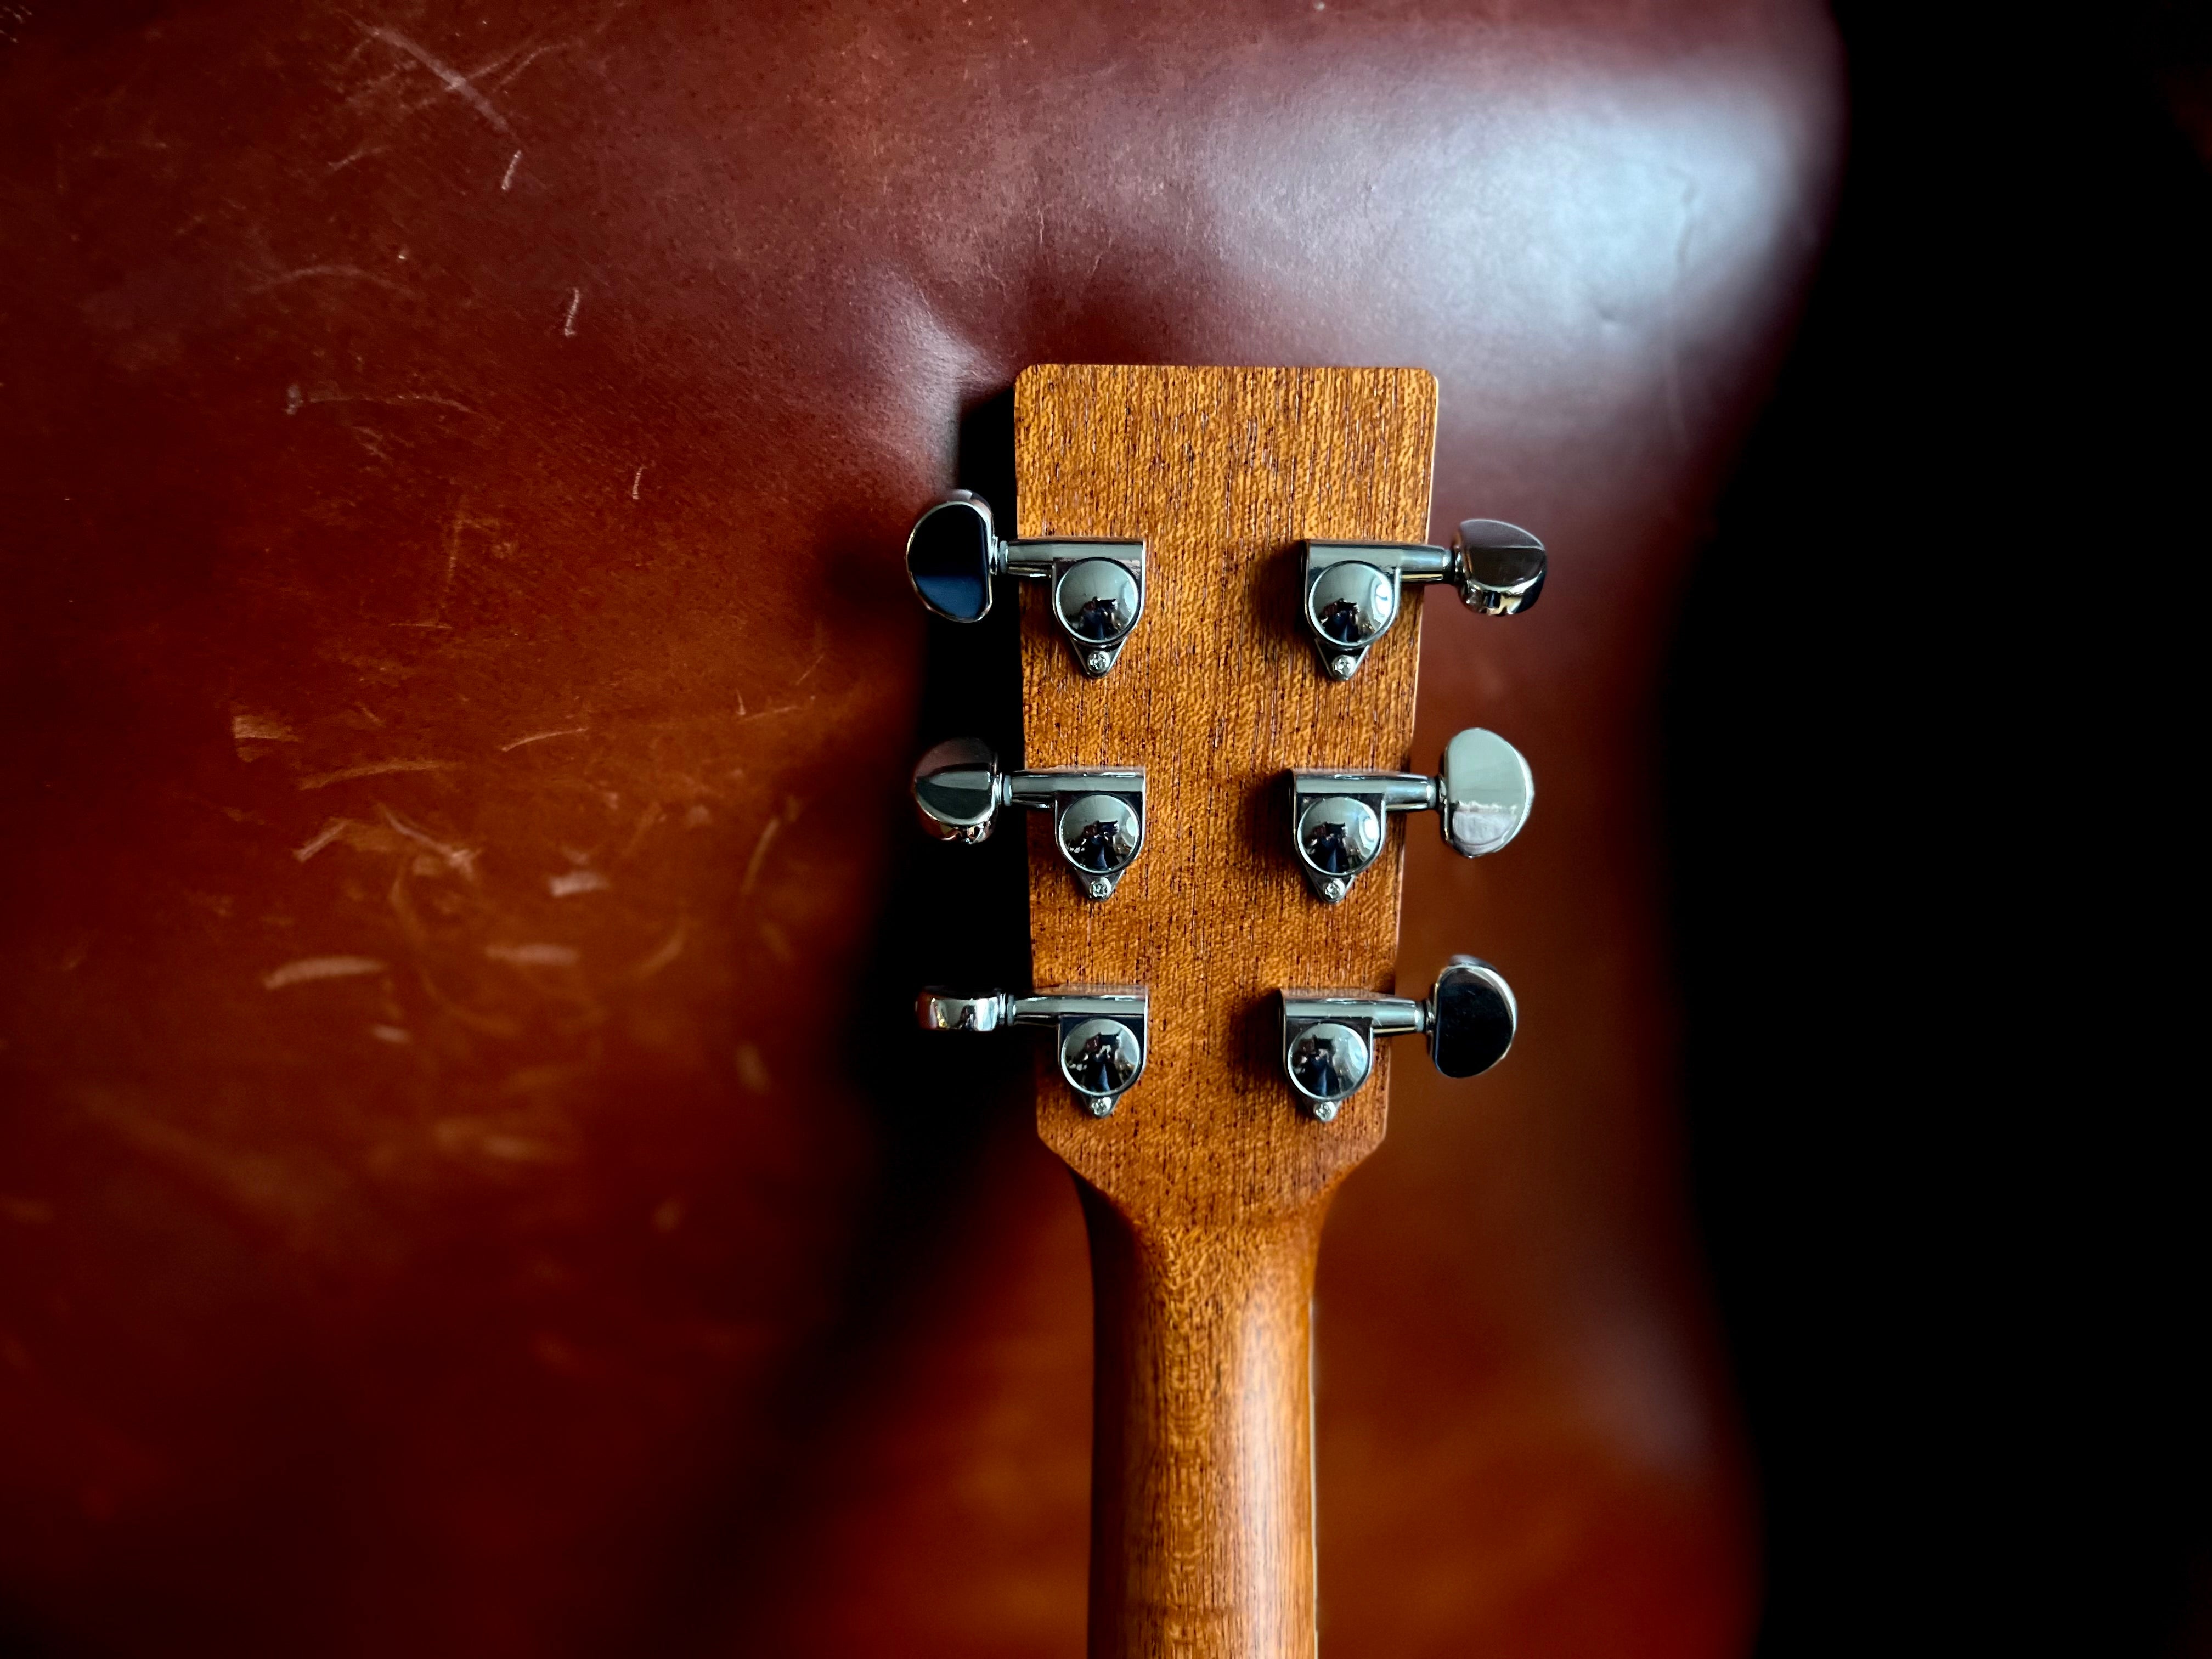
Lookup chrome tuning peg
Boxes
[1278,957,1517,1120]
[906,491,1146,676]
[911,737,1145,899]
[917,986,1150,1116]
[1288,727,1533,903]
[1299,518,1545,680]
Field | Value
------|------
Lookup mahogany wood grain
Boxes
[1013,365,1437,1658]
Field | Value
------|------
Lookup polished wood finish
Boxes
[1015,365,1435,1656]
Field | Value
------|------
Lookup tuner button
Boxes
[916,989,1012,1032]
[1452,520,1546,616]
[912,737,1004,843]
[1306,561,1397,651]
[1429,956,1517,1079]
[907,494,998,623]
[1436,728,1534,859]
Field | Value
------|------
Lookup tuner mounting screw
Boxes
[1319,877,1347,904]
[1328,653,1357,680]
[1086,1095,1117,1119]
[1311,1099,1340,1123]
[1084,649,1111,675]
[1086,876,1112,899]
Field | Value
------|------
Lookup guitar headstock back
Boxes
[1014,365,1437,1226]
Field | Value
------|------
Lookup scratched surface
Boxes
[0,4,1839,1656]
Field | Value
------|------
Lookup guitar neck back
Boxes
[1013,365,1437,1657]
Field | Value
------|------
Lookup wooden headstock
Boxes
[1013,365,1437,1658]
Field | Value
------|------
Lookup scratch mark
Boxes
[327,144,386,174]
[370,1025,412,1045]
[562,287,581,337]
[365,26,518,138]
[400,501,505,631]
[733,1042,772,1094]
[758,920,793,963]
[487,942,580,967]
[252,265,410,295]
[232,713,297,742]
[291,388,479,417]
[501,150,522,190]
[433,1118,569,1164]
[264,955,387,990]
[292,819,354,862]
[379,805,479,880]
[741,814,782,895]
[298,759,458,790]
[618,801,664,861]
[630,465,644,500]
[627,919,687,981]
[548,870,607,898]
[500,726,588,752]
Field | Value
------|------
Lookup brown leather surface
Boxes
[0,3,1842,1654]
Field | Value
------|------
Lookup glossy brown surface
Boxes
[0,3,1842,1655]
[1018,365,1434,1655]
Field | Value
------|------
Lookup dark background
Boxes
[1670,4,2205,1654]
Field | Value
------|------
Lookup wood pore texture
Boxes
[1014,365,1436,1659]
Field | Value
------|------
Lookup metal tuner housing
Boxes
[1298,518,1546,680]
[1278,957,1518,1120]
[916,986,1150,1116]
[1288,727,1534,902]
[905,490,1146,676]
[911,737,1146,900]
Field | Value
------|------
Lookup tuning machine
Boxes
[1278,957,1516,1120]
[912,737,1145,899]
[1300,518,1545,680]
[906,491,1146,676]
[917,986,1150,1116]
[1288,727,1532,903]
